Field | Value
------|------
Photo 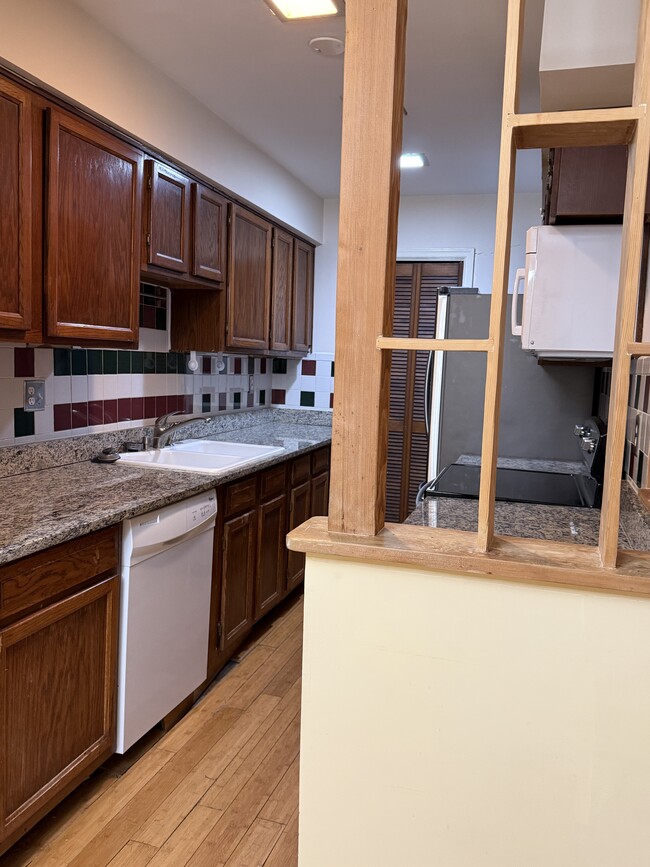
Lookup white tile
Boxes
[117,376,132,399]
[143,374,157,397]
[53,376,72,405]
[131,374,145,397]
[43,373,55,406]
[301,375,316,390]
[34,348,53,378]
[285,390,300,407]
[0,347,13,377]
[315,391,332,410]
[71,375,88,403]
[0,409,13,440]
[103,375,119,401]
[34,406,54,436]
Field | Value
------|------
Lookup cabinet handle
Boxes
[146,233,151,247]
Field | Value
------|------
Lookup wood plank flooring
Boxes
[4,593,304,867]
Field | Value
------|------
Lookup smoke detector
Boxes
[309,36,345,57]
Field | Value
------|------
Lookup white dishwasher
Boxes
[116,491,217,754]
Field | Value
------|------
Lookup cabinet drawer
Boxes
[224,476,257,517]
[311,446,330,476]
[291,455,311,486]
[0,527,119,625]
[260,463,287,501]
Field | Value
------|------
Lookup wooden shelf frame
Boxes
[323,0,650,584]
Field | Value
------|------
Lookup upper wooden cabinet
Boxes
[144,160,191,274]
[226,204,272,351]
[270,228,294,352]
[192,184,227,284]
[0,79,32,333]
[46,109,143,343]
[545,145,650,224]
[292,239,314,353]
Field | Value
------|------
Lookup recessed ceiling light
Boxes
[400,153,429,169]
[262,0,343,21]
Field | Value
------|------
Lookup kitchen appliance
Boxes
[116,491,217,754]
[422,416,606,508]
[511,224,622,360]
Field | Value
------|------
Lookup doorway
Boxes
[386,260,463,522]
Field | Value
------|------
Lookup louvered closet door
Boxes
[386,261,463,523]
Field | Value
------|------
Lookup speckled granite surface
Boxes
[457,454,586,474]
[0,415,331,566]
[619,480,650,550]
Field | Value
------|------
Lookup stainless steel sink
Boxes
[118,440,284,475]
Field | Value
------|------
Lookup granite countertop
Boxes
[0,418,331,566]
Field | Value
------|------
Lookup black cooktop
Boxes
[423,463,597,508]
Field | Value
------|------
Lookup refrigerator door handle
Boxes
[424,349,434,437]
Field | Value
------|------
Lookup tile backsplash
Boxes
[0,286,334,448]
[615,357,650,489]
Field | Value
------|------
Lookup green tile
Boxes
[103,350,117,375]
[233,392,241,410]
[87,349,103,375]
[71,349,87,376]
[166,353,178,373]
[272,358,287,375]
[155,353,167,374]
[143,352,155,373]
[131,351,144,374]
[331,361,335,377]
[259,390,266,406]
[118,350,131,374]
[300,391,315,408]
[53,348,71,377]
[14,408,35,438]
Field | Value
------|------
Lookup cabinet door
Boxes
[227,204,272,351]
[286,480,311,593]
[310,471,330,518]
[0,576,118,845]
[292,239,314,353]
[254,493,287,621]
[220,509,256,655]
[0,79,32,332]
[145,160,191,274]
[270,229,293,351]
[192,184,227,284]
[46,109,143,342]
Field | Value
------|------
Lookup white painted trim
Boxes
[396,247,476,287]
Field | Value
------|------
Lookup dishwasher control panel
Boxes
[187,493,217,529]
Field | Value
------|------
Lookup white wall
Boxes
[312,192,542,354]
[299,554,650,866]
[0,0,323,241]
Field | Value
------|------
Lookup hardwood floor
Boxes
[4,593,304,867]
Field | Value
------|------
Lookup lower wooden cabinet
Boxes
[0,528,119,855]
[219,508,256,657]
[311,470,330,517]
[286,479,311,594]
[254,492,287,620]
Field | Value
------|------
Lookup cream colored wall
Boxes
[299,554,650,866]
[0,0,323,241]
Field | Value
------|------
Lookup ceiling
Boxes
[68,0,546,199]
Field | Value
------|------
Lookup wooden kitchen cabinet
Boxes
[544,145,650,224]
[226,204,272,351]
[218,508,257,657]
[254,493,287,619]
[0,78,32,333]
[310,471,330,517]
[270,228,294,351]
[286,479,311,594]
[192,184,228,284]
[292,239,314,353]
[46,109,143,343]
[144,160,192,274]
[0,528,119,855]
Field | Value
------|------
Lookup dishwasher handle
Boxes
[129,515,216,565]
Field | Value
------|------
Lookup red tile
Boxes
[144,396,156,420]
[219,393,226,411]
[155,395,167,416]
[71,402,88,428]
[104,399,118,424]
[14,347,35,378]
[184,394,193,413]
[234,358,241,374]
[202,356,212,374]
[330,392,334,408]
[53,403,71,431]
[271,389,286,405]
[131,397,144,420]
[247,393,254,408]
[118,398,132,422]
[88,401,104,425]
[169,394,182,412]
[301,359,316,376]
[260,358,267,375]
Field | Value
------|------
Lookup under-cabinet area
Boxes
[0,414,329,856]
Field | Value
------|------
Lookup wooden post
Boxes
[328,0,408,535]
[476,0,525,553]
[599,0,650,568]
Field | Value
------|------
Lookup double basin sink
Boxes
[118,439,284,475]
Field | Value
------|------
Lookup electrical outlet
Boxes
[24,380,45,411]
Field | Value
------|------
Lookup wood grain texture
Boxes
[254,494,286,621]
[286,481,310,594]
[270,229,293,351]
[0,78,32,331]
[45,108,143,343]
[328,0,407,535]
[192,184,227,284]
[145,161,191,274]
[511,107,642,149]
[170,287,225,354]
[377,336,492,351]
[599,0,650,568]
[226,205,272,351]
[220,510,257,655]
[291,240,314,353]
[7,593,304,867]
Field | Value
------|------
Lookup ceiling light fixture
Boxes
[309,36,345,56]
[262,0,343,21]
[400,152,429,169]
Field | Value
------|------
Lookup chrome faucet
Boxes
[152,411,216,449]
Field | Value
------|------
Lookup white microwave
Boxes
[511,224,622,360]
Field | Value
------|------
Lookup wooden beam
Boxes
[476,0,524,554]
[376,337,493,352]
[599,0,650,568]
[511,107,642,150]
[328,0,408,535]
[627,342,650,356]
